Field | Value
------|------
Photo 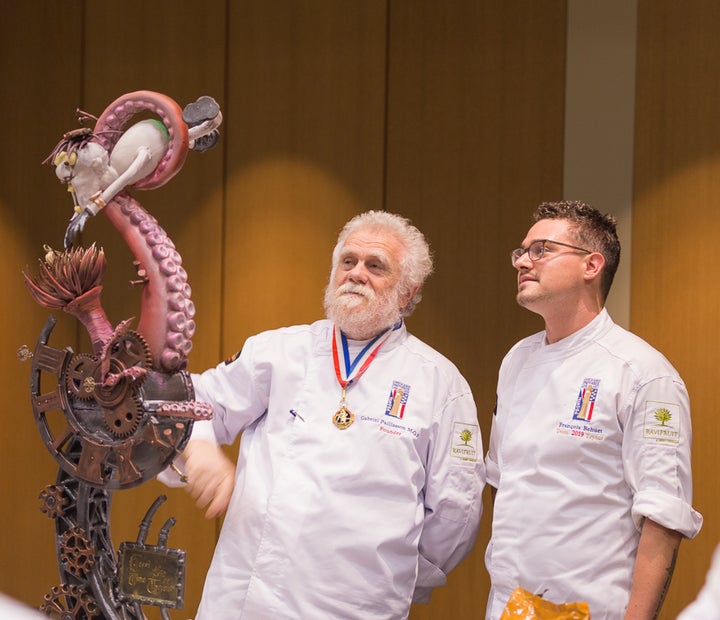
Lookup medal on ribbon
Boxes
[331,324,394,430]
[333,398,355,430]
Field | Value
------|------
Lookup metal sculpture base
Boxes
[27,316,206,619]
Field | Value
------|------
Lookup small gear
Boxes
[59,526,96,578]
[65,353,100,400]
[107,330,151,372]
[94,331,151,408]
[41,583,100,617]
[39,485,69,519]
[103,393,143,438]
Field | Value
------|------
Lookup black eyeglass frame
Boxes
[511,239,592,267]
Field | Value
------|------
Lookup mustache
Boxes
[335,282,374,299]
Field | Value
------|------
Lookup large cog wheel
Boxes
[30,316,197,490]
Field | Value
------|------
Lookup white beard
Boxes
[324,281,402,340]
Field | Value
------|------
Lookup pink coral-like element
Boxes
[64,287,114,356]
[105,192,195,372]
[23,244,114,357]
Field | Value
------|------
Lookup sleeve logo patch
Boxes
[451,422,479,462]
[643,400,681,444]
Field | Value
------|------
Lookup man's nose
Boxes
[347,262,369,282]
[513,250,532,270]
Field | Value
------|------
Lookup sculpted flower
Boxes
[24,243,106,308]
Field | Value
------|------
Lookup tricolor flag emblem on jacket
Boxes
[573,378,600,421]
[385,381,410,419]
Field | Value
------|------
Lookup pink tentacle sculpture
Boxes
[106,191,194,372]
[28,90,221,373]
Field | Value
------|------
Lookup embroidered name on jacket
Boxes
[554,377,606,442]
[359,380,419,438]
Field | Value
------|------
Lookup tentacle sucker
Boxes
[105,192,195,372]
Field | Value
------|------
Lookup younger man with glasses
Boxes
[485,201,702,619]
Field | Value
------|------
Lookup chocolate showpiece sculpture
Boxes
[18,91,220,619]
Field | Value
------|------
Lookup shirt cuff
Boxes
[413,554,447,603]
[632,490,703,538]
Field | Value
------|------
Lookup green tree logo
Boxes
[459,429,473,445]
[654,408,672,426]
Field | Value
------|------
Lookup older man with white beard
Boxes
[161,210,485,620]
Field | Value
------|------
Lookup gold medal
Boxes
[333,405,355,430]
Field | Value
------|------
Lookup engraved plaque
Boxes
[118,542,185,608]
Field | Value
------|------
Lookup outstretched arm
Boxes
[625,518,682,619]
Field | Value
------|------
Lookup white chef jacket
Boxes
[187,319,484,619]
[485,309,702,620]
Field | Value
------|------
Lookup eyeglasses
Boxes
[511,239,591,267]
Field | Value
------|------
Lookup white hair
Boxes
[330,211,433,317]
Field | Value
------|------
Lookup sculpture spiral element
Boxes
[93,91,189,190]
[106,193,195,372]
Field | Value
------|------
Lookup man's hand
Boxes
[183,439,236,519]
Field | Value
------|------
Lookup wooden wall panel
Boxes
[634,2,720,615]
[383,2,566,615]
[0,3,85,607]
[222,0,388,347]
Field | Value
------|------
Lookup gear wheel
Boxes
[107,330,151,371]
[59,526,96,578]
[102,393,143,438]
[39,485,69,519]
[41,583,100,618]
[94,331,151,408]
[65,353,100,400]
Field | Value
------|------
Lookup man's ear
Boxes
[583,252,606,282]
[400,285,419,310]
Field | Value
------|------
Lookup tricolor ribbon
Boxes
[331,324,395,389]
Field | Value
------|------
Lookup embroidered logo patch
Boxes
[385,381,410,419]
[555,377,605,441]
[573,378,600,421]
[450,422,479,462]
[643,401,681,444]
